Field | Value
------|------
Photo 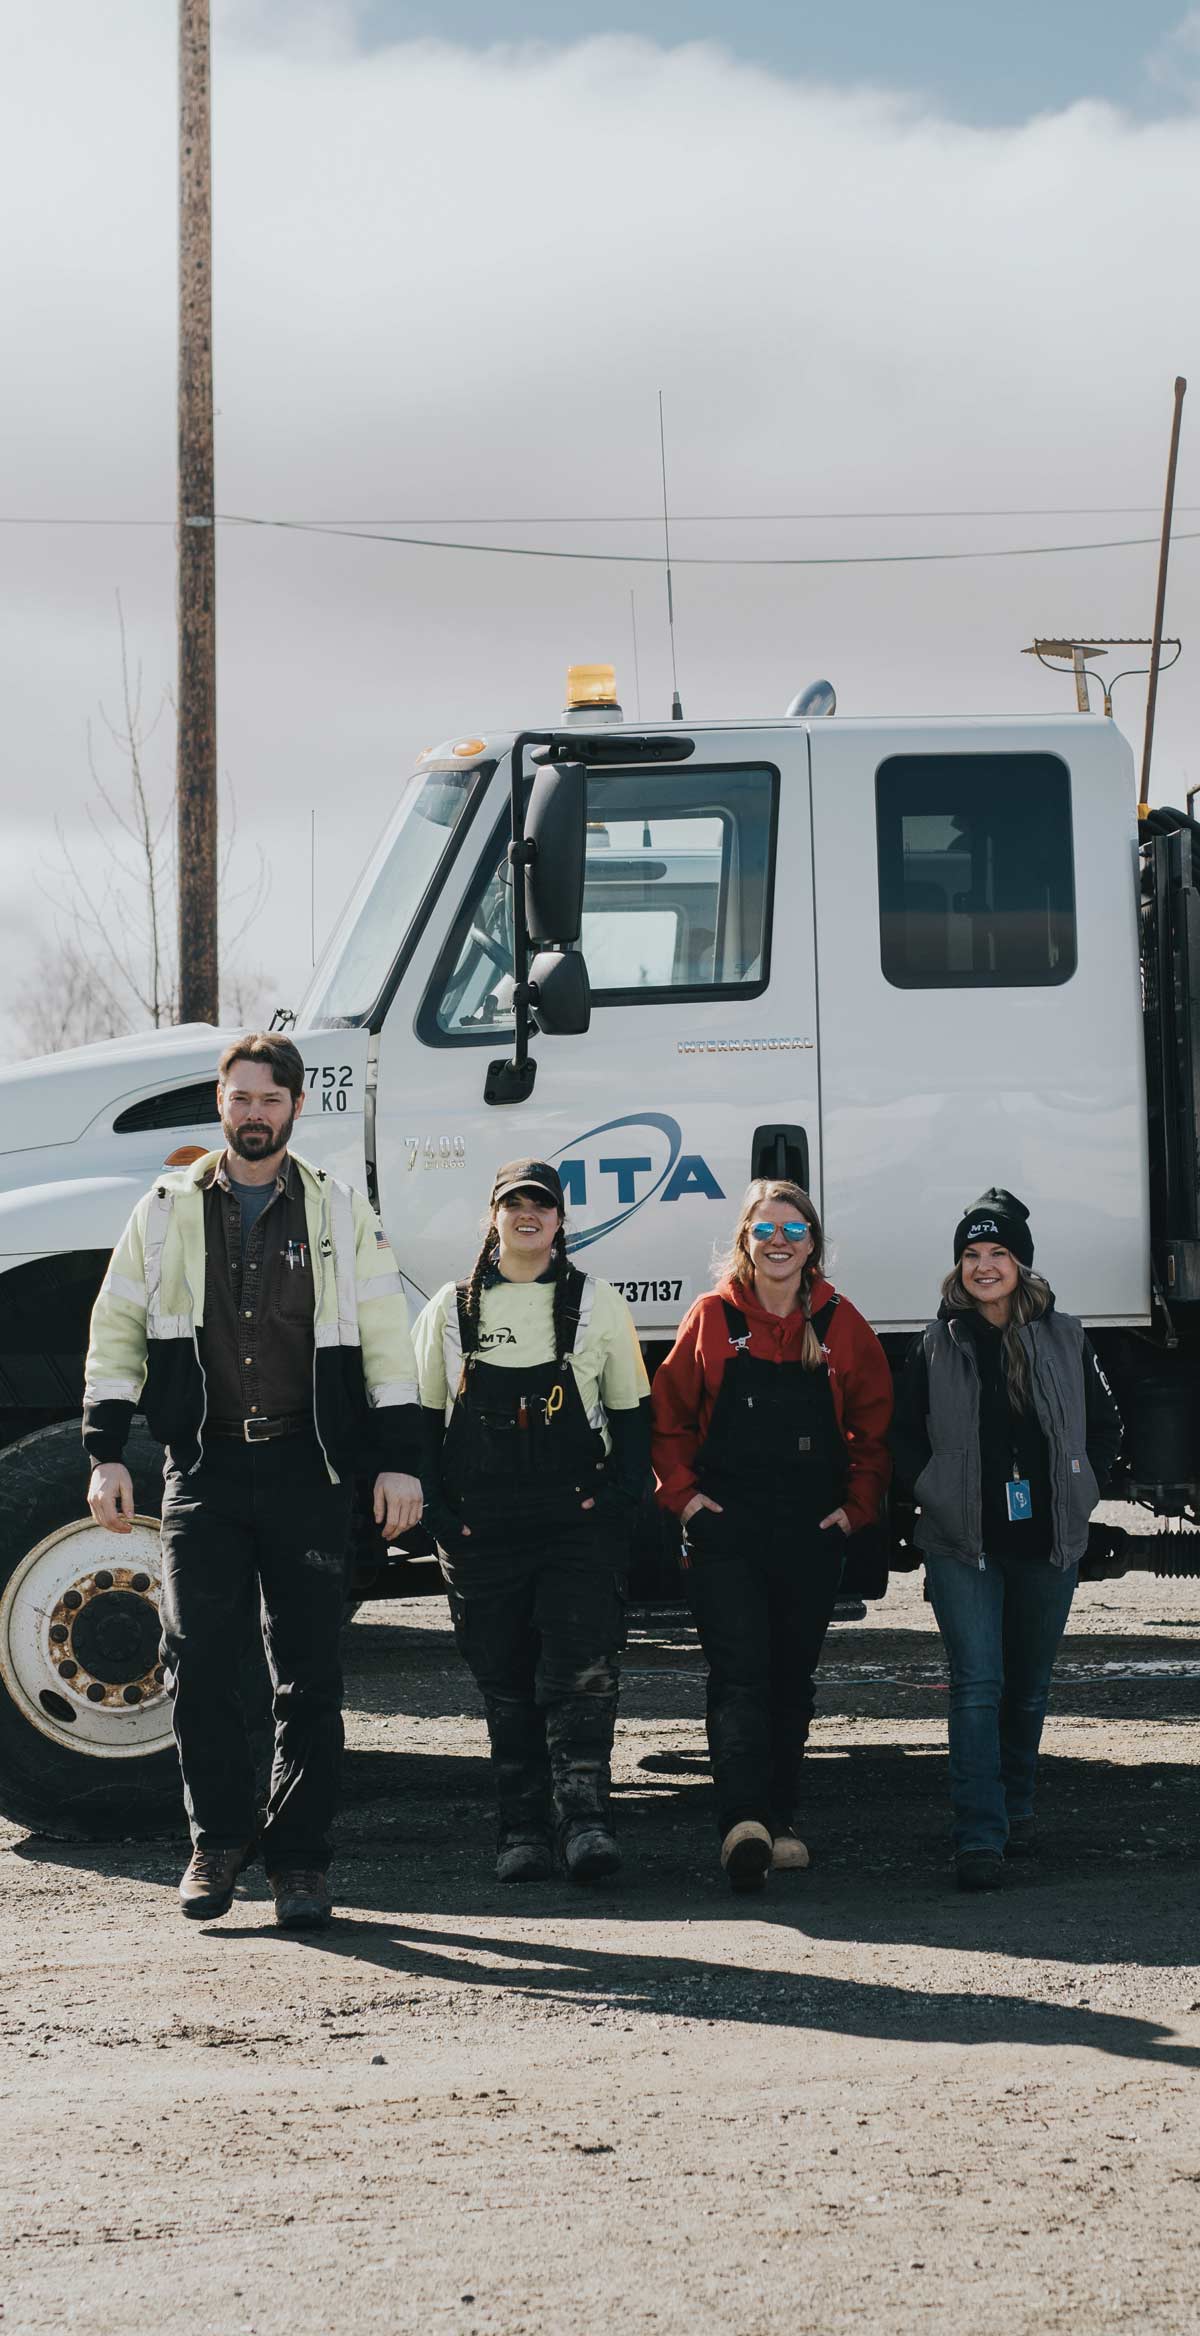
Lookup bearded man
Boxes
[83,1033,421,1928]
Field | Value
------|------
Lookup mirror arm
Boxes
[485,730,552,1106]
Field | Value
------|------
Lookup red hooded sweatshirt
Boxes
[650,1274,894,1532]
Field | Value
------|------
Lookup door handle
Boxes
[751,1124,809,1188]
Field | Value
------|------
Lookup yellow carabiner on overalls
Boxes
[545,1382,564,1421]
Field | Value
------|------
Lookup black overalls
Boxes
[433,1269,629,1853]
[684,1296,848,1838]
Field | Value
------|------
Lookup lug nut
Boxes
[131,1573,151,1594]
[63,1590,82,1611]
[123,1685,143,1706]
[57,1660,78,1681]
[94,1570,114,1591]
[49,1624,69,1644]
[85,1682,106,1703]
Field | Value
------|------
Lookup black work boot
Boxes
[562,1820,622,1883]
[1005,1816,1038,1857]
[179,1844,255,1920]
[269,1869,333,1929]
[956,1850,1005,1893]
[496,1834,555,1884]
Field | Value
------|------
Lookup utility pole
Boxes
[1139,375,1188,816]
[177,0,218,1023]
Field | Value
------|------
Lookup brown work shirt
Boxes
[199,1153,316,1426]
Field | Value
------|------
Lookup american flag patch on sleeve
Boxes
[374,1227,389,1249]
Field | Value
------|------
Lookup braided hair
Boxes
[460,1225,500,1355]
[461,1214,574,1361]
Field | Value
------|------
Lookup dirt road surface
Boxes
[2,1555,1199,2336]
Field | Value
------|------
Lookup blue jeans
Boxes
[923,1554,1078,1855]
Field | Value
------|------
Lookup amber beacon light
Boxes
[565,663,619,710]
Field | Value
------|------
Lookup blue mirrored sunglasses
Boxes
[750,1220,809,1242]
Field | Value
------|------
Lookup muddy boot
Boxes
[562,1820,622,1884]
[721,1821,772,1893]
[545,1681,618,1847]
[482,1694,554,1847]
[269,1869,333,1929]
[496,1834,555,1884]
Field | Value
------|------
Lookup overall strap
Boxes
[555,1264,589,1356]
[720,1299,752,1350]
[443,1285,469,1397]
[809,1293,840,1345]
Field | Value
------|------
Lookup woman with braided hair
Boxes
[412,1160,649,1884]
[651,1180,893,1892]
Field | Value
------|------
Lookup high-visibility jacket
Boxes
[83,1148,419,1483]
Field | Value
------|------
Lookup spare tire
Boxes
[0,1419,267,1840]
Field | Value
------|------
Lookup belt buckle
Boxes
[243,1416,271,1444]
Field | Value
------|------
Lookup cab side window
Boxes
[876,753,1077,989]
[431,764,777,1039]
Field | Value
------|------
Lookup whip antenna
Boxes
[658,390,683,720]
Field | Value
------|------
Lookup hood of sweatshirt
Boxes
[717,1271,837,1327]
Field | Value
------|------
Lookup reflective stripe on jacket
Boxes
[83,1148,419,1482]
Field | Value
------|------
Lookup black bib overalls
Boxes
[684,1298,849,1838]
[435,1269,628,1852]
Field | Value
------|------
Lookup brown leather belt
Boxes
[206,1413,314,1444]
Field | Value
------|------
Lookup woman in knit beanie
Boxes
[891,1189,1122,1893]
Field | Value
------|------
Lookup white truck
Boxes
[1,666,1197,1834]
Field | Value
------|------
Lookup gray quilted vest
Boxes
[914,1309,1099,1571]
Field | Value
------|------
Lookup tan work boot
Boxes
[178,1844,255,1920]
[771,1829,811,1872]
[720,1820,772,1893]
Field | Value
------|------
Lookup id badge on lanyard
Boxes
[1006,1464,1033,1523]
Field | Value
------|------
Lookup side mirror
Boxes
[526,761,586,944]
[529,948,591,1036]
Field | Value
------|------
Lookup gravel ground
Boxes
[2,1549,1199,2336]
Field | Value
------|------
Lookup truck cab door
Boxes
[373,730,820,1331]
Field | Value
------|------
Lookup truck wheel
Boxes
[0,1420,181,1839]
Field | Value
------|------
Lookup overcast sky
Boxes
[1,0,1198,1056]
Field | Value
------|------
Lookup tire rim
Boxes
[0,1517,173,1760]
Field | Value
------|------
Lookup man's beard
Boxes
[223,1107,295,1162]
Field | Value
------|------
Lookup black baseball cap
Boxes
[490,1159,565,1211]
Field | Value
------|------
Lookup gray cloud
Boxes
[1,2,1197,1053]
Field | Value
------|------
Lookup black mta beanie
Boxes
[952,1188,1034,1270]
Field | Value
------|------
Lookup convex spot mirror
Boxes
[526,760,586,946]
[530,948,590,1036]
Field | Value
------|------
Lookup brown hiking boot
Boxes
[269,1869,333,1930]
[178,1844,255,1920]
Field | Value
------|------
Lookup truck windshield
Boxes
[299,760,491,1027]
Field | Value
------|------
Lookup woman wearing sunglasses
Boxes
[651,1179,893,1891]
[412,1159,649,1887]
[891,1188,1122,1891]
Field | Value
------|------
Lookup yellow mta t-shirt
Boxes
[412,1273,649,1451]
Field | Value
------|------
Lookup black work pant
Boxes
[158,1436,353,1870]
[440,1514,627,1846]
[684,1509,846,1837]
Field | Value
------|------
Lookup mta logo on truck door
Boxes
[551,1113,724,1252]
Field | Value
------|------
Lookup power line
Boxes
[4,503,1200,526]
[222,512,1200,570]
[1,507,1198,568]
